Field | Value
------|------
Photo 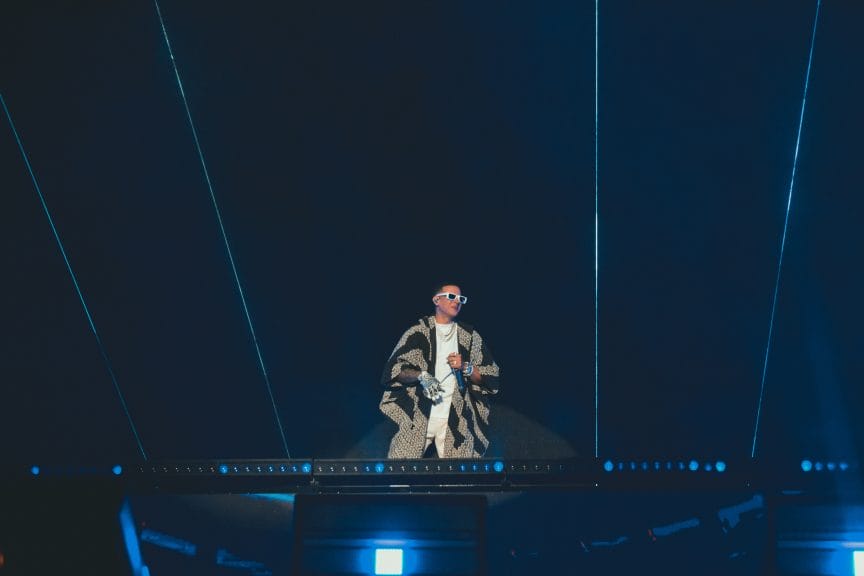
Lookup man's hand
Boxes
[446,353,462,371]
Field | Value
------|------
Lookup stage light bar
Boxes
[601,459,729,474]
[132,460,314,491]
[140,460,313,477]
[313,459,506,479]
[22,464,127,478]
[800,459,854,473]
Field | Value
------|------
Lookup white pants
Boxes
[425,417,448,456]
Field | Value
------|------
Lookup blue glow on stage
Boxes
[715,461,726,473]
[375,462,386,473]
[603,460,614,472]
[375,548,403,576]
[801,459,813,472]
[112,465,123,476]
[30,466,40,476]
[119,500,146,576]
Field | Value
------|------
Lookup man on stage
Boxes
[380,284,501,458]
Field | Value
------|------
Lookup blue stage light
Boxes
[815,462,824,472]
[641,461,649,471]
[689,460,699,472]
[375,548,403,575]
[715,461,726,473]
[840,462,849,471]
[603,460,614,472]
[827,462,836,471]
[301,463,312,474]
[703,462,713,472]
[112,465,123,476]
[493,461,505,473]
[801,459,813,472]
[30,465,40,476]
[218,464,229,475]
[855,550,864,576]
[374,463,385,474]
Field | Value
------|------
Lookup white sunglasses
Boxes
[435,292,468,304]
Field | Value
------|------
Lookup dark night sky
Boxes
[1,0,861,466]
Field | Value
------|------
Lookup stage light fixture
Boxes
[840,462,850,471]
[493,461,505,473]
[688,460,699,472]
[112,465,123,476]
[375,548,403,575]
[703,462,713,472]
[801,459,813,472]
[30,465,40,476]
[218,465,229,474]
[827,462,836,471]
[603,460,614,472]
[814,462,824,472]
[715,461,726,473]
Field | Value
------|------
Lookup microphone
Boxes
[453,367,465,392]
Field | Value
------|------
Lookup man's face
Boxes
[433,284,463,320]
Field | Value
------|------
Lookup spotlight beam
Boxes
[751,0,822,459]
[1,93,148,461]
[152,0,290,457]
[593,0,600,459]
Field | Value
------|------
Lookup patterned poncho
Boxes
[379,316,501,458]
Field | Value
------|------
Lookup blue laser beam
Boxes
[152,0,290,457]
[1,92,148,461]
[751,0,822,459]
[593,0,600,459]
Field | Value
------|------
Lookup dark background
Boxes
[1,0,861,465]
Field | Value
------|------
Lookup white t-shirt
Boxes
[430,322,459,420]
